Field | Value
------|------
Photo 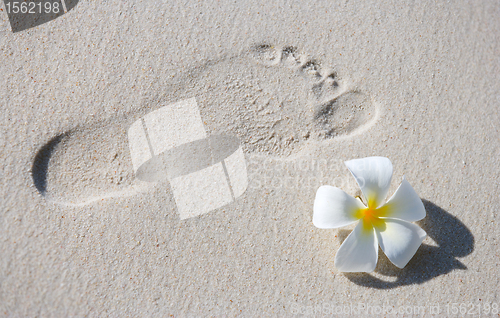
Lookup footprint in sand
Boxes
[31,44,378,210]
[180,44,377,155]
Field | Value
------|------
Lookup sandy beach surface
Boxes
[1,0,499,316]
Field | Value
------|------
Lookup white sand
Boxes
[1,0,499,316]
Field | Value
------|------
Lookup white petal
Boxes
[345,157,393,208]
[375,218,427,268]
[334,220,378,272]
[379,177,426,222]
[313,185,365,229]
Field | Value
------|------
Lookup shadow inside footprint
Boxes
[32,133,67,195]
[343,200,474,289]
[31,115,141,205]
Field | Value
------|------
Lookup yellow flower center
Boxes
[358,205,387,232]
[363,207,377,219]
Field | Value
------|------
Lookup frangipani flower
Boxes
[313,157,427,272]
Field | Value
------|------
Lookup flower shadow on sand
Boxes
[342,200,473,289]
